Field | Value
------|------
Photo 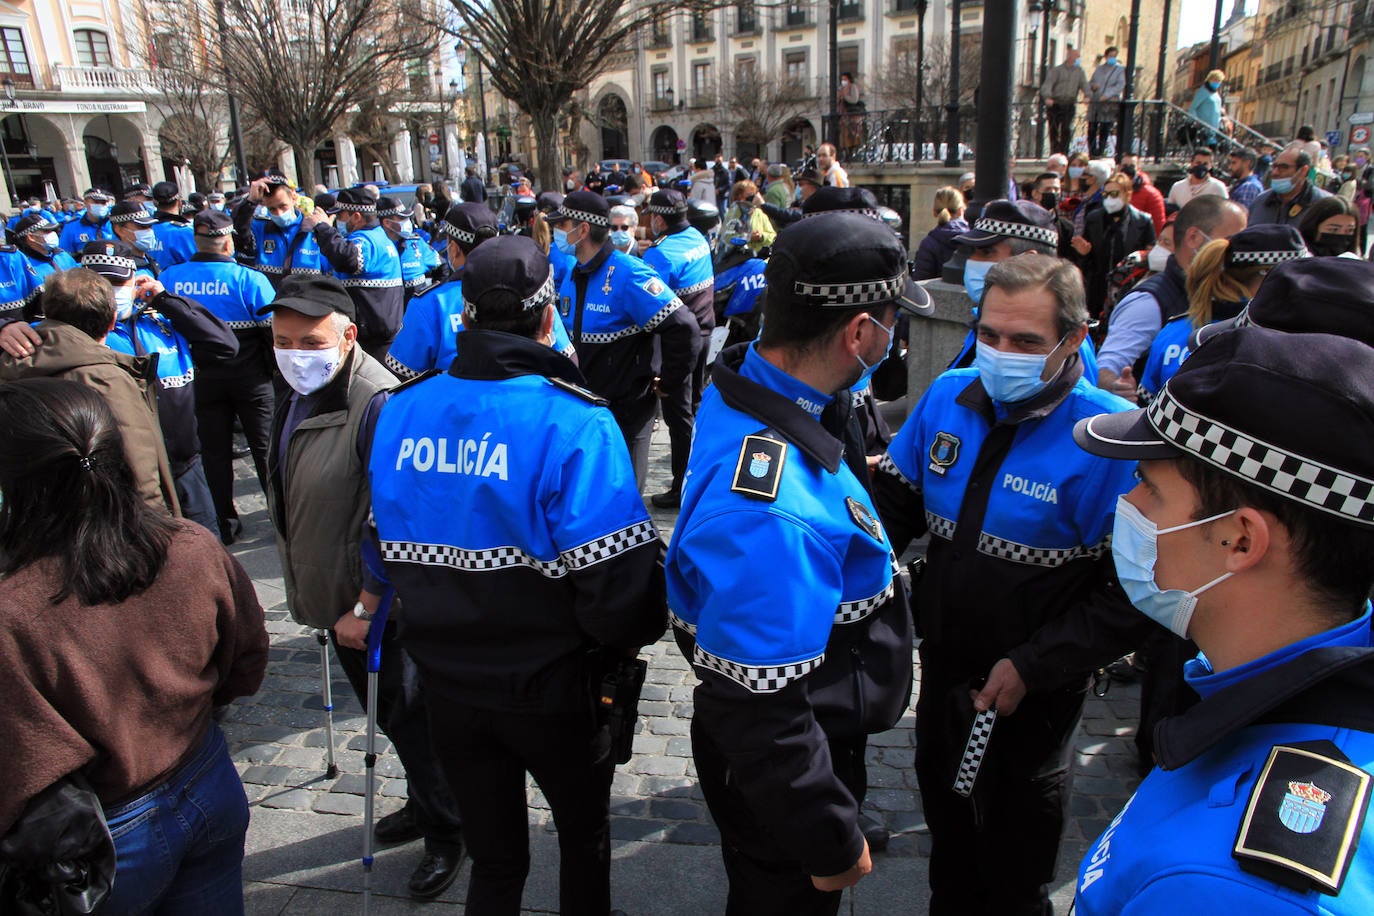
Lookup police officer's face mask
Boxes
[852,313,894,389]
[1111,496,1236,638]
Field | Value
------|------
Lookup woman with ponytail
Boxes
[0,378,267,914]
[911,186,969,279]
[1138,225,1308,400]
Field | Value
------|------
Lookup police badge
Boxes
[560,295,571,319]
[928,431,961,475]
[731,433,787,501]
[263,239,277,255]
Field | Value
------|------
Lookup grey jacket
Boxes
[1088,62,1126,120]
[1041,62,1087,105]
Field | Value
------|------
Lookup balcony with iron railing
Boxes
[776,5,812,30]
[648,28,672,49]
[689,16,714,43]
[731,12,762,36]
[688,88,716,109]
[838,1,864,22]
[650,94,675,112]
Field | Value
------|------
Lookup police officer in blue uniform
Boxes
[58,188,116,255]
[368,235,665,915]
[231,170,330,290]
[80,239,238,531]
[108,202,163,278]
[12,212,78,316]
[161,210,278,545]
[547,191,699,488]
[873,253,1140,915]
[148,181,196,271]
[641,188,713,508]
[1072,323,1374,914]
[668,212,931,914]
[0,242,35,321]
[377,196,441,301]
[312,188,405,362]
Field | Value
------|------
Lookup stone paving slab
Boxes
[226,419,1143,913]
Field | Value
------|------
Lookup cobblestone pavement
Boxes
[228,420,1144,914]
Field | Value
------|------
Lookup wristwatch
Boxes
[352,601,375,622]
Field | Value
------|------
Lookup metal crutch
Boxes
[316,629,339,780]
[358,539,396,916]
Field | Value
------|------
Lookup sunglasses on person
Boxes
[611,223,632,231]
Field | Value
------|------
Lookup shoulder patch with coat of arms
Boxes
[641,276,666,297]
[731,431,787,501]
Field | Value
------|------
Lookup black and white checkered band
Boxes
[835,579,894,625]
[925,511,956,541]
[877,453,921,493]
[81,254,136,273]
[1148,388,1374,526]
[554,207,610,227]
[196,225,234,237]
[675,277,713,298]
[642,298,682,331]
[579,326,639,345]
[380,520,657,578]
[335,202,375,213]
[376,204,407,219]
[1233,305,1255,329]
[693,643,824,693]
[669,609,696,635]
[972,217,1058,249]
[977,532,1109,567]
[463,271,557,317]
[383,352,420,381]
[225,319,271,330]
[340,277,403,288]
[1228,248,1306,266]
[19,221,56,235]
[952,709,996,796]
[645,202,687,216]
[803,207,881,222]
[794,273,905,308]
[160,366,195,390]
[441,222,475,244]
[109,212,150,225]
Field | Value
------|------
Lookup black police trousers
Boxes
[658,333,708,492]
[195,373,273,524]
[425,690,614,916]
[330,624,463,853]
[693,716,867,916]
[915,654,1086,916]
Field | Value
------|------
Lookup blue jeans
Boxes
[101,723,249,916]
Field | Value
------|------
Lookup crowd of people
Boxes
[3,120,1374,916]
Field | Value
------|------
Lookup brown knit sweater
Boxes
[0,521,268,833]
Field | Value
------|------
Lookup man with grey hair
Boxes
[874,252,1140,914]
[608,204,638,255]
[261,273,464,899]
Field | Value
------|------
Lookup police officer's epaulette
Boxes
[411,280,442,298]
[389,368,441,394]
[0,243,15,253]
[731,429,788,502]
[549,376,608,406]
[1233,740,1372,895]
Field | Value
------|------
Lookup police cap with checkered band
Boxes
[440,202,498,254]
[1189,255,1374,352]
[765,210,933,317]
[461,235,558,324]
[542,190,610,228]
[1074,326,1374,528]
[954,198,1059,251]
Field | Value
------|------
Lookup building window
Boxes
[838,45,860,82]
[838,0,863,21]
[652,68,672,110]
[74,29,113,68]
[736,56,757,82]
[692,61,713,106]
[784,50,808,84]
[691,12,712,43]
[151,31,190,69]
[737,1,757,33]
[786,2,808,27]
[0,27,31,85]
[892,37,916,70]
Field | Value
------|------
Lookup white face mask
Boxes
[1102,194,1126,214]
[113,286,137,321]
[1147,244,1171,273]
[275,343,346,395]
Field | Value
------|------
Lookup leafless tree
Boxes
[445,0,723,190]
[137,6,231,189]
[241,122,289,177]
[717,72,814,152]
[214,0,440,185]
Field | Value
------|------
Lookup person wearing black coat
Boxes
[1081,173,1155,318]
[911,187,970,281]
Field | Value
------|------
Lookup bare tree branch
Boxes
[717,71,813,151]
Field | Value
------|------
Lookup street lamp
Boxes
[1030,0,1052,158]
[915,0,928,160]
[944,0,962,166]
[0,78,17,206]
[436,68,450,183]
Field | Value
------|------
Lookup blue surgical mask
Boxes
[854,313,895,386]
[1270,176,1295,194]
[610,229,634,250]
[1111,496,1236,638]
[133,228,157,252]
[113,286,137,321]
[143,202,157,216]
[1106,56,1119,66]
[270,210,300,229]
[553,228,576,256]
[973,335,1068,403]
[398,218,415,237]
[963,258,994,303]
[1206,81,1220,92]
[87,203,110,220]
[1067,166,1084,179]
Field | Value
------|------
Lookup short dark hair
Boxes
[0,378,180,605]
[1175,195,1243,248]
[1229,148,1256,166]
[587,224,610,244]
[1192,148,1214,159]
[1297,125,1316,141]
[1034,171,1060,187]
[982,253,1087,338]
[1293,149,1313,170]
[1105,46,1119,56]
[1176,455,1374,619]
[759,295,890,353]
[43,268,115,339]
[464,295,546,338]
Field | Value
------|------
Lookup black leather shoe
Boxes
[374,802,424,845]
[218,517,242,547]
[859,812,890,852]
[408,847,463,899]
[650,489,681,509]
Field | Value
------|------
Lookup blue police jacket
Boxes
[0,246,39,321]
[58,215,115,255]
[548,245,575,296]
[230,202,329,287]
[395,233,440,290]
[104,291,237,467]
[385,275,576,381]
[642,224,715,332]
[160,253,276,379]
[315,221,404,341]
[6,208,56,231]
[368,330,666,708]
[1139,313,1191,400]
[666,342,913,877]
[873,358,1140,687]
[558,240,698,414]
[1077,607,1374,914]
[19,247,78,315]
[148,221,196,271]
[717,257,767,318]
